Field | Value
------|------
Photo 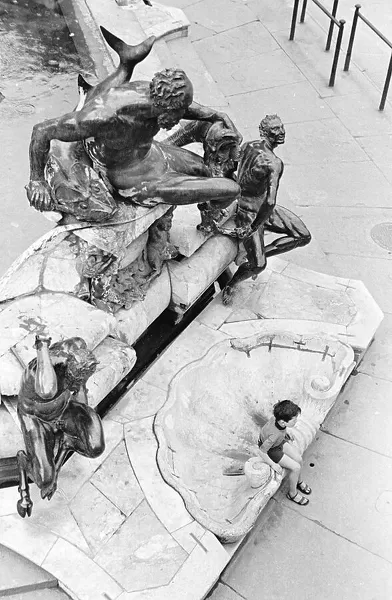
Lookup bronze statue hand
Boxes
[235,225,255,240]
[26,180,54,211]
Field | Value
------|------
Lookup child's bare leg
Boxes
[279,455,301,497]
[282,442,302,466]
[283,443,312,494]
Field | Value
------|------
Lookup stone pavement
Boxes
[153,0,392,599]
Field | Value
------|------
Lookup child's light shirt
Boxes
[259,417,291,451]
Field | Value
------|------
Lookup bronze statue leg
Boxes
[156,145,240,207]
[222,230,267,305]
[154,172,240,207]
[18,412,57,502]
[264,205,311,256]
[60,401,105,459]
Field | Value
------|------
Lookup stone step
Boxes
[4,589,70,600]
[0,544,58,597]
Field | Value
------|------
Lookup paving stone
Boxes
[279,432,392,563]
[283,161,392,208]
[246,0,293,33]
[327,254,392,313]
[193,21,279,67]
[323,372,392,457]
[280,118,369,165]
[358,313,392,380]
[42,538,122,600]
[109,379,167,423]
[204,49,305,97]
[228,81,334,135]
[70,482,125,555]
[299,206,392,258]
[0,515,57,566]
[185,0,256,34]
[95,500,187,592]
[358,133,392,185]
[91,441,144,516]
[0,543,56,595]
[222,501,392,599]
[325,92,392,136]
[208,583,242,600]
[125,417,193,532]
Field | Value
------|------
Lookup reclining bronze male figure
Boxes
[26,27,242,215]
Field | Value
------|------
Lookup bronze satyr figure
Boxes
[217,115,311,305]
[16,335,104,517]
[26,27,241,214]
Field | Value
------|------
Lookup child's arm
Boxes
[257,448,282,474]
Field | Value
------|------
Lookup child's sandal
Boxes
[286,491,309,505]
[297,481,312,495]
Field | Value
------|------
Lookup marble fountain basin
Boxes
[154,331,355,543]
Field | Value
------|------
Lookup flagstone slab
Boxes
[95,500,187,592]
[42,538,123,600]
[221,502,392,600]
[0,515,57,566]
[70,481,125,556]
[322,372,392,458]
[91,440,144,516]
[281,431,392,563]
[125,417,193,533]
[109,379,167,423]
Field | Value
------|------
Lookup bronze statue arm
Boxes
[185,102,242,145]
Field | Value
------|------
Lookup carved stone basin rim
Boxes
[154,330,355,543]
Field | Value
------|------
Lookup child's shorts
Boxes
[258,438,285,463]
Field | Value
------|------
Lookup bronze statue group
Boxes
[16,28,312,516]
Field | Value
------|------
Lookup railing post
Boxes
[344,4,361,71]
[300,0,308,23]
[290,0,300,40]
[329,19,345,86]
[379,52,392,110]
[326,0,339,51]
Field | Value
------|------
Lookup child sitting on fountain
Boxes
[258,400,312,506]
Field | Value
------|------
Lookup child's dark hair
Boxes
[273,400,301,422]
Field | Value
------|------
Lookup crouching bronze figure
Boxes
[16,335,104,517]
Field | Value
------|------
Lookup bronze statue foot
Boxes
[222,285,235,306]
[17,493,33,518]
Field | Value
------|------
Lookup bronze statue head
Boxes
[150,68,193,130]
[203,121,241,178]
[259,114,285,147]
[65,348,98,391]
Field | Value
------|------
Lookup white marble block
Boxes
[168,235,238,310]
[115,265,171,346]
[87,337,137,409]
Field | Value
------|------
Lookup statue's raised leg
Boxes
[263,205,311,256]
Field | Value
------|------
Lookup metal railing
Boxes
[344,4,392,110]
[290,0,346,87]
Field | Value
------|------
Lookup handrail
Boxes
[344,4,392,110]
[289,0,345,87]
